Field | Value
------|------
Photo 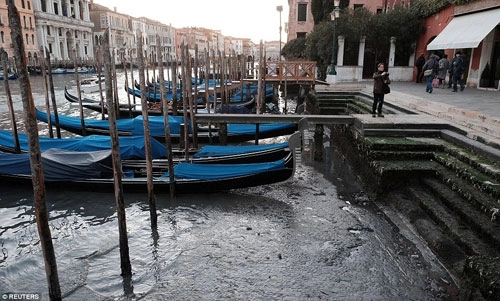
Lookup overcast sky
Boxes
[93,0,289,43]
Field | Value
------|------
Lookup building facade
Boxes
[286,0,314,42]
[0,0,39,67]
[423,1,500,88]
[33,0,94,64]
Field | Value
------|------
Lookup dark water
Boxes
[0,73,456,300]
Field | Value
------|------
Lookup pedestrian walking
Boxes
[372,62,390,118]
[437,54,449,88]
[415,53,425,83]
[449,51,465,92]
[422,54,440,93]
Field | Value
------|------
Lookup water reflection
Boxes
[0,186,293,299]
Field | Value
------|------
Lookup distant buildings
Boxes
[0,1,287,70]
[32,0,94,63]
[0,0,39,67]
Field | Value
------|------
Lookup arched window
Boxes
[21,0,25,9]
[1,31,4,44]
[31,34,34,44]
[25,33,29,44]
[23,16,27,28]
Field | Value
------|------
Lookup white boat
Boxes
[80,75,105,94]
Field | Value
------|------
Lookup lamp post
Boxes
[277,5,283,61]
[329,0,341,75]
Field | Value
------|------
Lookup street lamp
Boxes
[329,0,341,75]
[277,5,283,61]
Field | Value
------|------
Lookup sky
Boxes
[93,0,289,43]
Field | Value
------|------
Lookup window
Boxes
[41,0,46,12]
[21,0,25,9]
[1,31,4,43]
[297,32,307,39]
[23,16,26,28]
[31,34,34,44]
[27,1,31,10]
[353,4,363,10]
[46,26,51,35]
[79,1,83,19]
[53,2,59,15]
[297,3,307,22]
[58,28,62,36]
[25,33,28,44]
[29,17,32,29]
[48,43,52,53]
[62,1,67,17]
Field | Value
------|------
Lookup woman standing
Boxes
[372,63,390,118]
[437,54,449,88]
[422,54,440,93]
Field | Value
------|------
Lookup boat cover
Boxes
[227,123,296,135]
[36,108,296,137]
[163,158,286,181]
[0,149,113,181]
[192,141,288,158]
[0,130,167,159]
[36,108,190,135]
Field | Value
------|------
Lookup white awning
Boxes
[426,8,500,50]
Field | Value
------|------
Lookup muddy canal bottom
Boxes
[0,144,456,300]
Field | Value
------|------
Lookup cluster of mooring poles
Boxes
[3,2,278,299]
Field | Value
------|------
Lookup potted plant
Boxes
[480,62,491,87]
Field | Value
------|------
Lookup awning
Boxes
[426,8,500,50]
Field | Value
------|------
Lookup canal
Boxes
[0,72,457,300]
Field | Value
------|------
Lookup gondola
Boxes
[0,133,299,193]
[0,129,293,173]
[64,86,165,117]
[36,108,297,144]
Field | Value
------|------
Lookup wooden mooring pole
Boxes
[137,30,158,227]
[156,35,175,198]
[8,2,62,299]
[102,30,132,278]
[73,48,86,135]
[0,48,20,153]
[40,49,53,137]
[44,45,61,138]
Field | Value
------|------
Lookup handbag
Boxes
[432,78,439,88]
[423,69,433,77]
[383,83,390,94]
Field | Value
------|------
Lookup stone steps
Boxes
[407,182,499,257]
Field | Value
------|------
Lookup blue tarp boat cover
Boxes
[0,149,113,181]
[163,158,286,181]
[35,108,296,137]
[192,141,288,158]
[226,123,296,135]
[35,108,190,135]
[0,129,167,159]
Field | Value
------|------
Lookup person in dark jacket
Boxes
[449,51,465,92]
[372,62,390,117]
[415,53,426,83]
[422,54,439,93]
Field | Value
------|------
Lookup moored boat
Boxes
[0,132,299,193]
[37,107,297,144]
